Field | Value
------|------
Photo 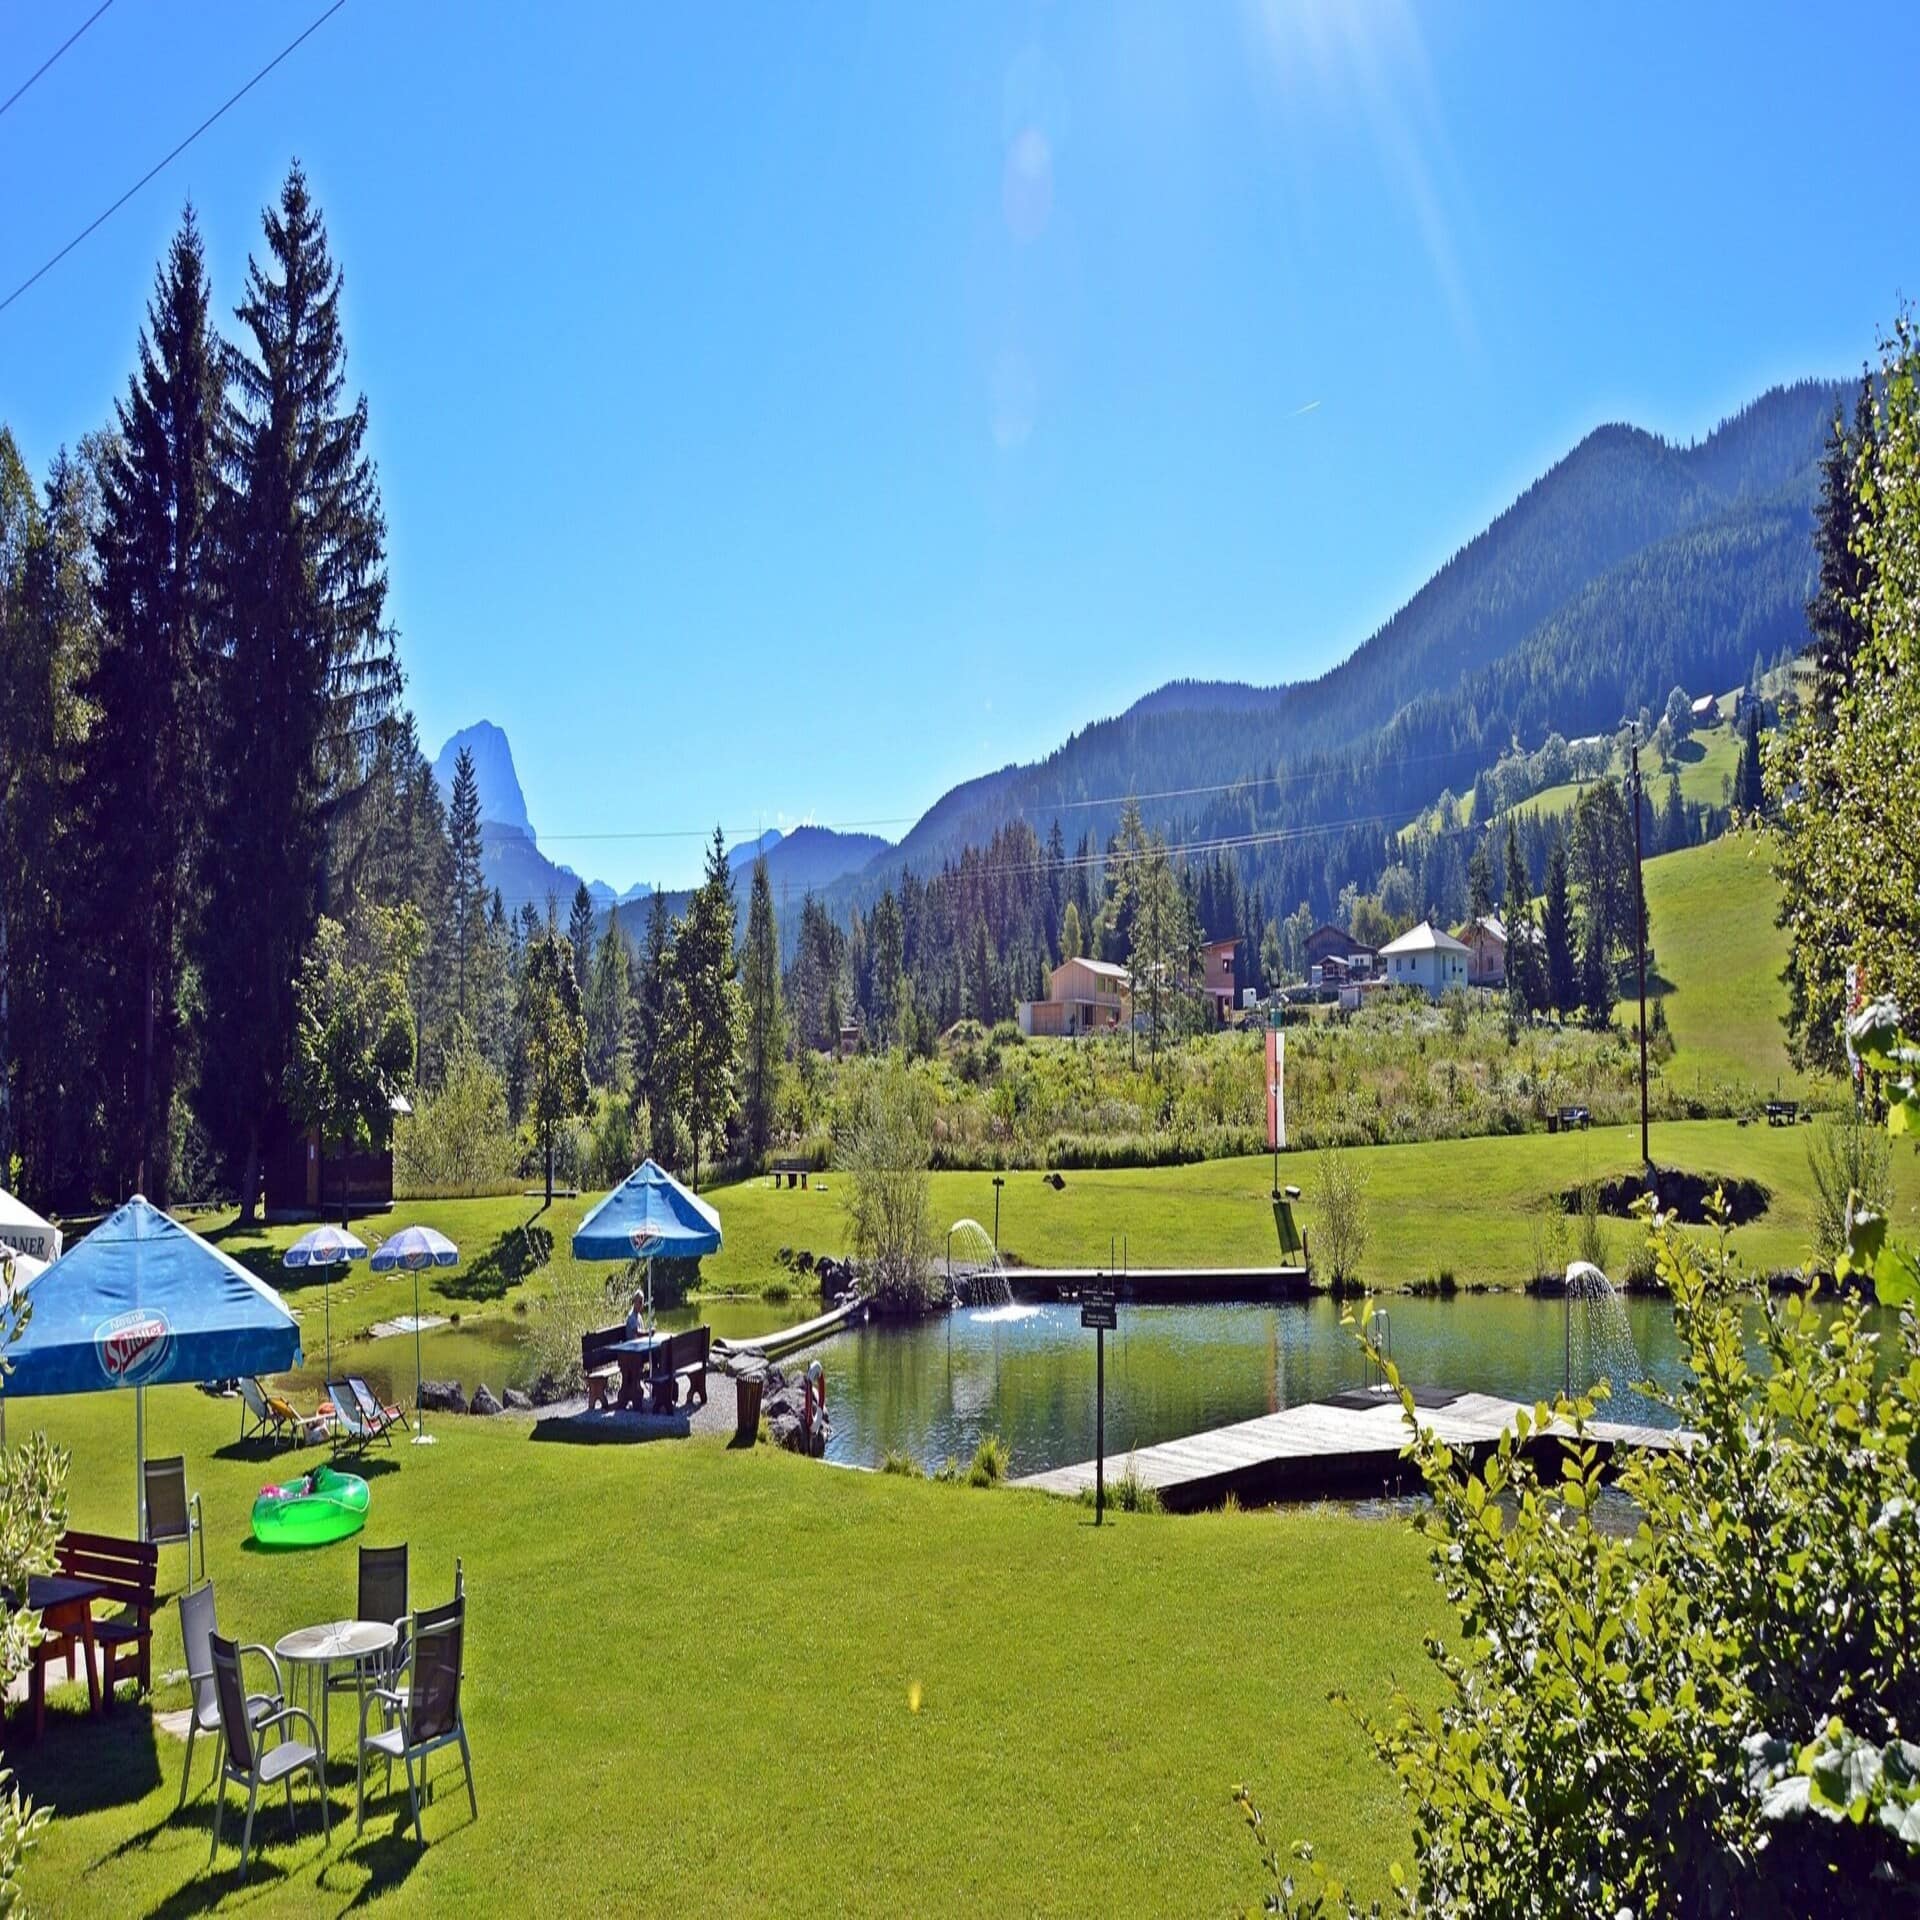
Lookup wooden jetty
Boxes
[1011,1387,1687,1510]
[1008,1266,1310,1304]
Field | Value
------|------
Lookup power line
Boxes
[0,0,117,122]
[530,744,1481,845]
[0,0,348,319]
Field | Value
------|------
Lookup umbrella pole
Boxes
[135,1385,146,1539]
[325,1270,332,1385]
[411,1265,435,1445]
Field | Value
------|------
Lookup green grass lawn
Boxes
[1638,832,1811,1100]
[11,1386,1438,1915]
[711,1117,1920,1291]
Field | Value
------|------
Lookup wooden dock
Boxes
[1007,1266,1310,1303]
[1011,1388,1687,1510]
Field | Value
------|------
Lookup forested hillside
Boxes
[872,379,1839,884]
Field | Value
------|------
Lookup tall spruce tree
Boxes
[517,925,588,1205]
[1734,706,1766,814]
[447,746,486,1019]
[1501,822,1541,1015]
[1467,839,1496,924]
[81,209,221,1203]
[1541,830,1577,1017]
[198,165,398,1216]
[665,829,741,1186]
[738,855,785,1159]
[566,882,596,997]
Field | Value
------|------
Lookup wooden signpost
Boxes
[1081,1289,1117,1522]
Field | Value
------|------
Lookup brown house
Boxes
[261,1098,407,1222]
[1201,937,1239,1023]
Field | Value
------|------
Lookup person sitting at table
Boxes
[624,1289,646,1339]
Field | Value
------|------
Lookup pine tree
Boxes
[666,828,742,1187]
[1060,899,1083,963]
[197,165,397,1216]
[81,209,221,1204]
[869,889,906,1049]
[1660,772,1687,854]
[1501,822,1541,1015]
[447,746,486,1018]
[1542,830,1577,1017]
[1467,840,1496,924]
[1734,706,1765,814]
[567,882,596,997]
[585,912,631,1091]
[739,855,785,1158]
[1579,901,1615,1030]
[517,925,588,1204]
[629,890,672,1149]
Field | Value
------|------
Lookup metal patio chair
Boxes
[208,1632,328,1880]
[357,1595,477,1841]
[142,1454,204,1586]
[177,1583,283,1808]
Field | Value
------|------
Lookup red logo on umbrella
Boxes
[95,1309,173,1386]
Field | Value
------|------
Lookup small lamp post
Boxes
[991,1175,1005,1254]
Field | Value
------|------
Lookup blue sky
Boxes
[2,1,1914,890]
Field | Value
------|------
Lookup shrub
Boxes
[880,1447,923,1477]
[1808,1106,1894,1266]
[836,1058,939,1310]
[1238,1198,1920,1915]
[394,1024,515,1198]
[1313,1146,1370,1285]
[761,1278,792,1305]
[966,1434,1010,1487]
[1574,1176,1611,1271]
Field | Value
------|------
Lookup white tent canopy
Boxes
[0,1189,61,1265]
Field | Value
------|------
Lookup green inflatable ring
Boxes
[251,1465,370,1550]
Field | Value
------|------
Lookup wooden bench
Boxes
[1557,1105,1592,1133]
[771,1159,811,1190]
[580,1324,627,1412]
[1766,1099,1799,1127]
[662,1326,711,1409]
[56,1531,158,1703]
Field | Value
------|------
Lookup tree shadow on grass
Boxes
[7,1700,162,1815]
[439,1218,553,1306]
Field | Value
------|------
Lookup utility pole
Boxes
[1630,725,1651,1177]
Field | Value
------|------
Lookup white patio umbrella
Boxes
[282,1224,368,1384]
[0,1186,61,1264]
[369,1225,460,1444]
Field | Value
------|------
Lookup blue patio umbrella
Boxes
[2,1196,302,1528]
[282,1224,368,1387]
[573,1160,722,1330]
[370,1226,460,1444]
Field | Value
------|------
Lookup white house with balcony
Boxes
[1378,920,1470,1001]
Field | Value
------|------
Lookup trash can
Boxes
[734,1368,766,1444]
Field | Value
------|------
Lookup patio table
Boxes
[7,1574,104,1738]
[609,1334,671,1413]
[275,1618,399,1816]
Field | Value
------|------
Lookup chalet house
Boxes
[1455,915,1509,989]
[1304,924,1377,989]
[1690,693,1722,729]
[1201,937,1239,1023]
[262,1095,410,1222]
[1378,920,1470,1001]
[1017,956,1132,1038]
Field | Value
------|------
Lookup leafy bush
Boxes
[881,1447,923,1477]
[394,1024,515,1198]
[836,1057,940,1309]
[1808,1106,1894,1266]
[1238,1197,1920,1916]
[1076,1460,1162,1513]
[1313,1147,1370,1285]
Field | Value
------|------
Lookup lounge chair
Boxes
[177,1583,283,1808]
[346,1377,404,1440]
[357,1595,477,1840]
[208,1633,328,1879]
[240,1378,330,1449]
[326,1383,383,1454]
[142,1455,204,1587]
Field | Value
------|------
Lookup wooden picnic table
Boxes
[609,1334,671,1414]
[7,1572,105,1740]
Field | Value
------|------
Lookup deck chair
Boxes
[357,1596,477,1840]
[268,1390,333,1447]
[326,1384,380,1454]
[240,1379,330,1449]
[209,1633,327,1879]
[178,1583,284,1808]
[142,1455,204,1587]
[346,1377,404,1441]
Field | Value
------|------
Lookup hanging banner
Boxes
[1265,1025,1286,1151]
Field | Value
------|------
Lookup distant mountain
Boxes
[872,377,1844,879]
[431,721,533,839]
[429,725,888,936]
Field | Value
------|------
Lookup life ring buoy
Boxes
[803,1361,827,1434]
